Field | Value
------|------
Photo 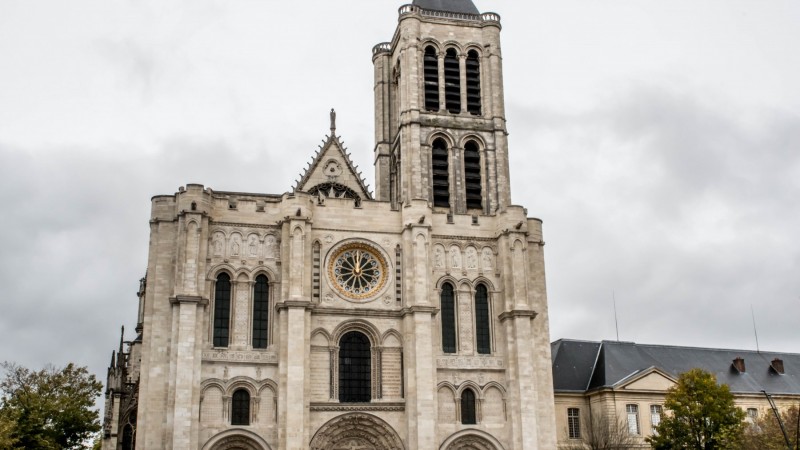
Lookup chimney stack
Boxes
[732,357,746,373]
[770,358,785,375]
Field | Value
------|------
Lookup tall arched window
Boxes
[461,388,477,424]
[213,273,231,348]
[231,389,250,425]
[432,138,450,208]
[475,284,491,354]
[121,424,134,450]
[339,331,371,403]
[440,283,456,353]
[466,50,482,115]
[423,46,440,112]
[444,48,461,113]
[252,275,269,349]
[464,140,482,210]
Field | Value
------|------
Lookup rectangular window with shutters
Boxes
[567,408,581,439]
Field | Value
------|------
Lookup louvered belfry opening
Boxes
[432,138,450,207]
[466,50,481,115]
[440,283,457,353]
[444,48,461,113]
[424,46,440,112]
[464,140,482,210]
[339,331,372,403]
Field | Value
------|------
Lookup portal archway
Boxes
[440,430,505,450]
[202,429,271,450]
[310,413,404,450]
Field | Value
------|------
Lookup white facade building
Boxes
[102,1,558,449]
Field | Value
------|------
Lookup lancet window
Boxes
[475,284,491,354]
[339,331,371,403]
[440,282,457,353]
[444,48,461,113]
[231,389,250,426]
[424,46,440,112]
[461,388,477,424]
[466,50,482,115]
[464,140,482,210]
[213,273,231,348]
[252,275,269,349]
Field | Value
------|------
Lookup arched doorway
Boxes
[310,413,404,450]
[202,429,271,450]
[440,430,505,450]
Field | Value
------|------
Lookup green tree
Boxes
[0,408,19,449]
[741,405,799,450]
[647,368,745,450]
[0,361,103,450]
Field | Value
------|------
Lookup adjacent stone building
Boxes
[101,1,559,449]
[551,339,800,448]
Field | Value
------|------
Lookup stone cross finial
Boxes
[330,108,336,132]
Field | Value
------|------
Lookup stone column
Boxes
[169,295,206,450]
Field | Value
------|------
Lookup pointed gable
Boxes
[294,110,372,203]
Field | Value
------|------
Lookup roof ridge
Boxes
[601,340,800,356]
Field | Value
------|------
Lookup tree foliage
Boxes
[563,409,639,450]
[647,368,745,450]
[0,361,103,450]
[741,405,799,450]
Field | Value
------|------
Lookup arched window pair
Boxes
[440,283,491,354]
[423,46,482,115]
[431,139,482,210]
[213,273,270,349]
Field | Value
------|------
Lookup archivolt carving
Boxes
[440,430,504,450]
[309,413,404,450]
[203,429,272,450]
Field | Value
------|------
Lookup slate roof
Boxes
[412,0,479,15]
[552,339,800,395]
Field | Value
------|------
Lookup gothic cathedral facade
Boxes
[102,1,557,449]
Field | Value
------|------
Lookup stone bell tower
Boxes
[372,0,511,216]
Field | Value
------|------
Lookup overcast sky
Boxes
[1,0,798,396]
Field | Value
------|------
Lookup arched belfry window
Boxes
[475,284,491,354]
[464,140,482,210]
[432,138,450,208]
[444,48,461,113]
[252,275,269,349]
[440,283,456,353]
[121,424,134,450]
[461,388,477,424]
[339,331,371,403]
[466,50,482,115]
[424,46,440,112]
[231,389,250,426]
[213,273,231,348]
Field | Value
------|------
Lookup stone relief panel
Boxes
[230,233,243,258]
[436,355,505,370]
[212,232,225,257]
[465,246,478,270]
[481,247,493,271]
[438,387,456,423]
[457,288,474,354]
[246,234,259,258]
[433,244,446,269]
[233,286,249,346]
[310,349,331,401]
[483,386,506,423]
[200,386,224,424]
[264,234,278,259]
[381,349,402,399]
[449,246,462,269]
[259,389,276,424]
